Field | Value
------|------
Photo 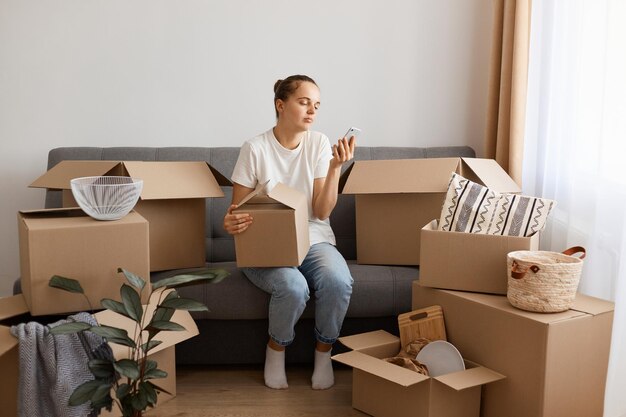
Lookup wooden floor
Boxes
[144,365,368,417]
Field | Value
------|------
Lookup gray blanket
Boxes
[10,312,115,417]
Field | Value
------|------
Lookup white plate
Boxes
[415,340,465,377]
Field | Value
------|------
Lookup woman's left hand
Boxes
[330,135,356,169]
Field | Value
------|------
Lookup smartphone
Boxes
[344,127,361,139]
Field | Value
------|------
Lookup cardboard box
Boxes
[332,330,505,417]
[0,291,197,417]
[412,282,614,417]
[419,219,539,294]
[233,182,309,267]
[97,288,198,414]
[339,158,520,265]
[30,160,231,271]
[0,295,29,417]
[18,208,150,316]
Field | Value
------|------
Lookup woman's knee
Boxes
[272,272,310,303]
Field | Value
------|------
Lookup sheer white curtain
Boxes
[523,1,626,416]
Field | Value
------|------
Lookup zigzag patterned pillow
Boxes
[438,173,556,236]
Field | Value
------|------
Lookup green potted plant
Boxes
[48,267,228,417]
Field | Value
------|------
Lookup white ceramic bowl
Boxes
[70,176,143,221]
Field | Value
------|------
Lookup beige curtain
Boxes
[485,0,532,186]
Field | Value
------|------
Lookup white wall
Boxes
[0,0,493,296]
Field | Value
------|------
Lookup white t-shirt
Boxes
[231,128,336,246]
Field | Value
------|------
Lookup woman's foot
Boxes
[264,344,288,389]
[312,348,334,390]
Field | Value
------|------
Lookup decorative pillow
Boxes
[438,173,556,237]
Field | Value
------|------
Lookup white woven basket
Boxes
[507,247,586,313]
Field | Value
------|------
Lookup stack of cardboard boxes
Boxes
[333,158,615,417]
[0,160,231,416]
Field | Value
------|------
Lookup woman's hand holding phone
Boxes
[331,127,359,169]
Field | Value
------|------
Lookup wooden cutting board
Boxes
[397,305,447,348]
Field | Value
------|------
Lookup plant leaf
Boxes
[100,298,130,318]
[90,325,136,348]
[159,297,208,312]
[141,340,163,354]
[117,268,146,292]
[68,380,102,406]
[49,275,84,294]
[114,359,140,380]
[48,322,91,335]
[147,320,186,332]
[152,306,175,324]
[144,359,157,372]
[88,358,116,378]
[152,269,229,289]
[131,389,148,411]
[144,368,168,380]
[141,381,158,406]
[91,383,113,403]
[121,284,143,323]
[116,383,131,400]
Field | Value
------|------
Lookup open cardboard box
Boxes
[0,290,198,417]
[339,157,520,266]
[232,182,309,267]
[412,282,614,417]
[18,208,150,316]
[332,329,505,417]
[30,160,231,271]
[419,219,539,294]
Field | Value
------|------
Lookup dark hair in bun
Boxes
[273,75,317,119]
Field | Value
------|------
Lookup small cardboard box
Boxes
[412,282,614,417]
[339,157,520,266]
[232,182,310,267]
[30,160,231,271]
[332,330,505,417]
[18,208,150,316]
[0,291,197,417]
[97,288,199,414]
[419,219,539,294]
[0,295,30,417]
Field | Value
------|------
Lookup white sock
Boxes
[264,345,288,389]
[312,349,334,390]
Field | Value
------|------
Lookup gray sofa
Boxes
[22,145,475,365]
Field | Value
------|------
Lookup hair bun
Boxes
[273,79,284,94]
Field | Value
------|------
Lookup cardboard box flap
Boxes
[571,293,615,315]
[0,295,29,321]
[332,350,429,386]
[123,161,225,200]
[339,329,400,351]
[207,164,233,187]
[236,180,270,206]
[461,158,521,193]
[434,365,506,391]
[95,289,199,358]
[341,159,460,194]
[30,161,122,190]
[267,182,306,210]
[0,295,29,357]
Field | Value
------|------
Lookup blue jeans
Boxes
[243,242,353,346]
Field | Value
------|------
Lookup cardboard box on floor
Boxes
[419,219,539,294]
[412,282,614,417]
[97,288,198,415]
[332,329,505,417]
[232,182,309,267]
[0,295,29,417]
[0,291,198,417]
[339,157,520,266]
[29,160,231,271]
[18,208,150,316]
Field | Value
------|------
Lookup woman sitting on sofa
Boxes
[223,74,355,390]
